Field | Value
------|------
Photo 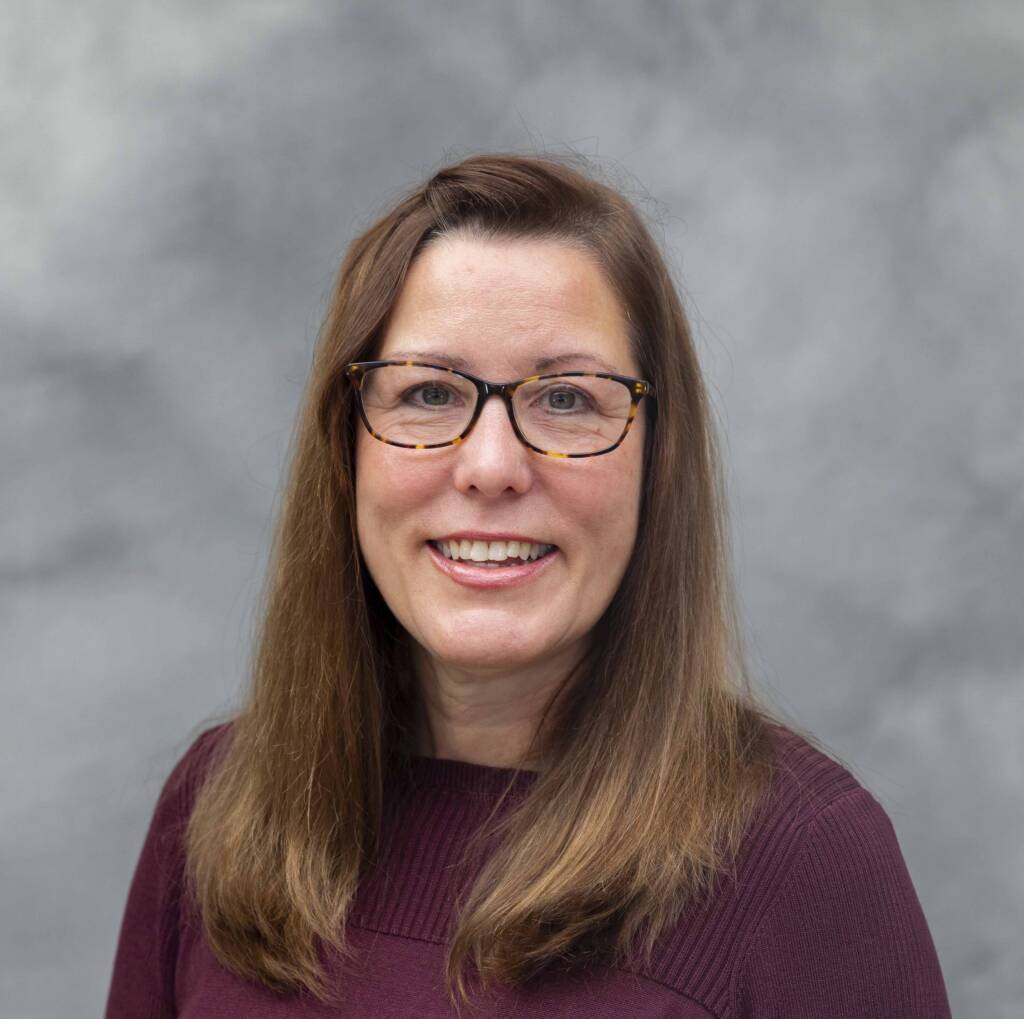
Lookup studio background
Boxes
[3,2,1021,1017]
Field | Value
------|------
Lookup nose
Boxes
[450,392,533,495]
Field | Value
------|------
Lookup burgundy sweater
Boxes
[105,722,951,1017]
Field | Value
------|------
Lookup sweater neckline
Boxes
[398,752,541,796]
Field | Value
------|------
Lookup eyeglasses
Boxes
[344,360,655,458]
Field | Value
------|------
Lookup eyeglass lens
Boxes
[358,365,633,454]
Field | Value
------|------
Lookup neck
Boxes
[407,646,578,772]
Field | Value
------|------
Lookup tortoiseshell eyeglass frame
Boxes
[343,360,656,458]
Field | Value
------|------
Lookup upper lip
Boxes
[430,532,556,546]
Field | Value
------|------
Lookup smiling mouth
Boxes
[426,539,558,567]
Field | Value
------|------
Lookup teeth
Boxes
[434,539,555,563]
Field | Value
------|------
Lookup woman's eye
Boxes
[543,387,589,411]
[409,385,453,406]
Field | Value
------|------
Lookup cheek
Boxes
[354,436,443,538]
[562,454,643,558]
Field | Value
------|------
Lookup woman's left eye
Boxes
[543,387,589,410]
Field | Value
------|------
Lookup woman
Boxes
[105,152,952,1017]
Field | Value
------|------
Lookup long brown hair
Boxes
[183,149,811,1012]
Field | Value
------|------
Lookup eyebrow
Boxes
[384,349,623,375]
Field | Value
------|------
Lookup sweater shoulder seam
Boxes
[345,920,725,1018]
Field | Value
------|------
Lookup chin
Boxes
[429,640,545,672]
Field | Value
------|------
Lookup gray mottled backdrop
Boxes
[3,2,1021,1016]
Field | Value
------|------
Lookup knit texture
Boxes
[105,723,951,1017]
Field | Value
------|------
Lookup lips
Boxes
[424,540,559,589]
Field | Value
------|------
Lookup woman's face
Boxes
[354,234,646,678]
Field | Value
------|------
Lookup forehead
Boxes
[377,235,637,376]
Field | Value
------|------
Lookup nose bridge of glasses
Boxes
[471,381,519,433]
[479,378,517,398]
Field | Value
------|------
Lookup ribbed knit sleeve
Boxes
[733,788,951,1018]
[104,726,224,1019]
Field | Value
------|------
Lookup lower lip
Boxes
[425,542,559,589]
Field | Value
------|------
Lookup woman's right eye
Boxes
[408,384,454,406]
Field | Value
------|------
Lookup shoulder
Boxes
[105,722,240,1015]
[735,722,905,921]
[166,720,234,794]
[148,720,236,846]
[719,721,892,918]
[745,723,913,918]
[756,721,869,829]
[725,724,951,1016]
[757,718,921,896]
[637,723,912,1007]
